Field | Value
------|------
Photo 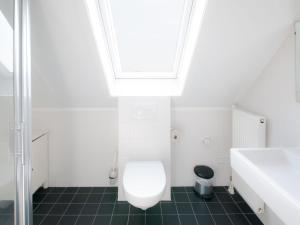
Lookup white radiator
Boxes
[232,107,266,148]
[231,107,266,214]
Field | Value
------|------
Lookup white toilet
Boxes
[123,161,166,210]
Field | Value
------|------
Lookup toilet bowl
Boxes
[123,161,166,210]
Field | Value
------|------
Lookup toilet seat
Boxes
[123,161,166,210]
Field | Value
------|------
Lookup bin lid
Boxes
[194,165,214,179]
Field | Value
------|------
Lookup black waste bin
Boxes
[194,165,214,199]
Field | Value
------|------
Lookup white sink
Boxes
[231,148,300,225]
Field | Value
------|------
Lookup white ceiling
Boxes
[31,0,296,108]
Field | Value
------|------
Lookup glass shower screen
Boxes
[1,0,32,225]
[0,0,15,224]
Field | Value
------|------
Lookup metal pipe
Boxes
[14,0,32,224]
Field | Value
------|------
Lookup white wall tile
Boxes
[118,97,171,201]
[32,107,232,187]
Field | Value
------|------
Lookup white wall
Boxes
[171,108,232,186]
[32,109,118,187]
[239,33,300,147]
[32,107,232,187]
[118,97,171,201]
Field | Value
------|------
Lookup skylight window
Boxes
[100,0,193,79]
[85,0,207,96]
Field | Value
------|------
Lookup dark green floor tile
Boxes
[58,216,77,225]
[49,187,66,193]
[204,194,218,203]
[75,216,94,225]
[111,215,128,225]
[102,194,117,203]
[176,203,193,214]
[92,187,106,194]
[33,215,45,225]
[130,206,145,215]
[93,216,111,225]
[245,214,264,225]
[232,192,245,202]
[171,187,186,193]
[173,193,189,202]
[64,187,78,194]
[128,215,145,225]
[188,192,204,202]
[213,215,232,225]
[206,202,225,214]
[179,215,198,225]
[42,194,59,203]
[238,202,254,214]
[57,194,74,204]
[87,194,102,203]
[65,204,84,215]
[216,193,234,203]
[114,203,130,215]
[105,187,118,193]
[146,215,162,225]
[213,187,226,193]
[222,203,242,214]
[185,187,194,192]
[32,186,261,225]
[196,215,214,225]
[34,204,53,215]
[161,202,176,214]
[229,214,251,225]
[40,216,61,225]
[33,194,46,203]
[49,204,68,215]
[191,203,209,214]
[146,204,161,215]
[97,204,114,215]
[163,215,180,225]
[78,187,92,194]
[72,194,88,203]
[81,204,98,215]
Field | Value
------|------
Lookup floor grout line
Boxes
[126,202,131,225]
[91,187,106,225]
[108,194,117,225]
[171,191,182,225]
[72,187,90,225]
[184,186,200,225]
[32,186,262,225]
[203,197,217,225]
[55,187,83,225]
[231,195,253,225]
[227,188,256,225]
[158,201,163,225]
[37,187,66,225]
[215,193,235,225]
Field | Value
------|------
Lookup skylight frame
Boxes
[85,0,207,96]
[98,0,194,79]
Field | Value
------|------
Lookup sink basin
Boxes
[231,148,300,225]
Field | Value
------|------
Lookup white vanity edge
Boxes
[231,148,300,225]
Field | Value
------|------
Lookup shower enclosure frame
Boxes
[14,0,32,224]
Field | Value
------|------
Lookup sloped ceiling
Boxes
[31,0,295,108]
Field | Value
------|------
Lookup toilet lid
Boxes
[123,161,166,198]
